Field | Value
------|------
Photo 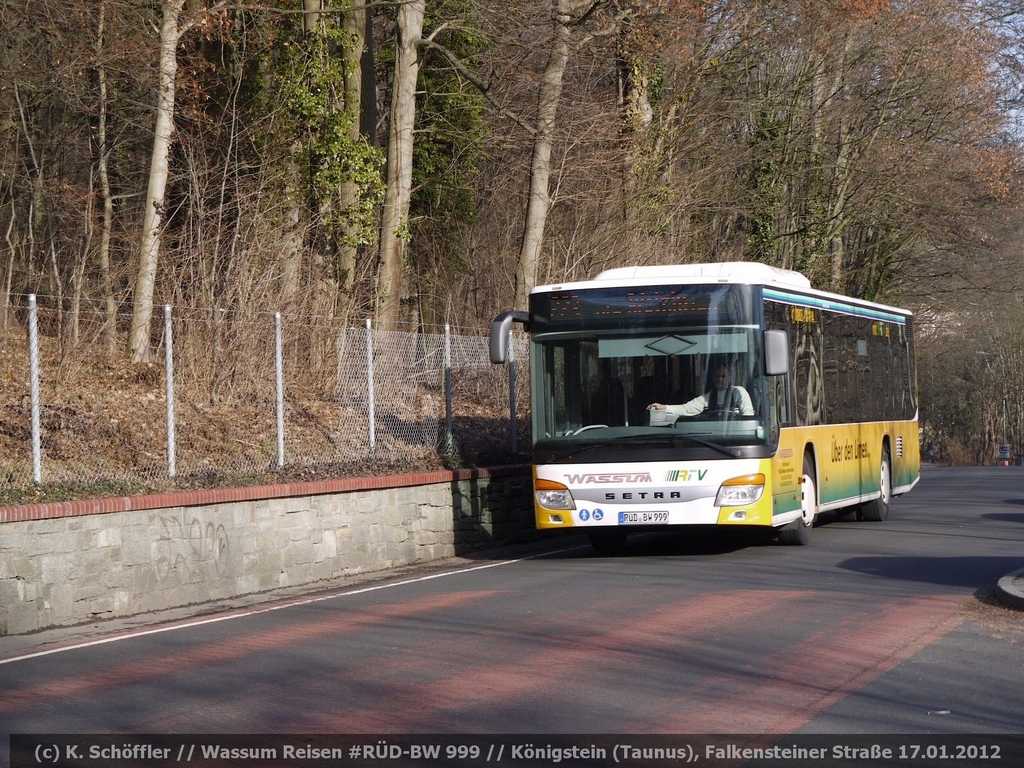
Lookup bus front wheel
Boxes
[779,455,817,545]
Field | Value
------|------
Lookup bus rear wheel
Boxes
[779,455,817,545]
[858,446,892,522]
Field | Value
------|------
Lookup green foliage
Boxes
[790,163,831,289]
[746,115,787,264]
[258,3,384,250]
[413,3,489,226]
[647,65,667,106]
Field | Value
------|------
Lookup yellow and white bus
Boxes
[490,262,920,551]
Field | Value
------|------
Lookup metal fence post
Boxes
[508,328,517,454]
[275,311,285,467]
[443,323,454,454]
[366,318,375,452]
[28,294,41,484]
[164,304,176,478]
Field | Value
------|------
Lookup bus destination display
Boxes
[547,288,713,320]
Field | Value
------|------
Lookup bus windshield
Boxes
[529,283,772,460]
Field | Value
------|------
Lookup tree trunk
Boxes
[375,0,424,330]
[828,37,855,294]
[2,203,15,342]
[337,0,367,293]
[514,0,570,311]
[95,1,118,357]
[129,0,184,363]
[278,162,305,309]
[302,0,322,34]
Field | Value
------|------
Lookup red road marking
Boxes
[300,590,808,732]
[286,592,964,734]
[671,594,963,733]
[4,588,966,736]
[0,591,496,715]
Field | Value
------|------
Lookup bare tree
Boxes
[512,0,572,311]
[94,1,119,357]
[129,0,185,363]
[512,0,634,310]
[129,0,226,363]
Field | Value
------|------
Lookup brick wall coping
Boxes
[0,464,533,524]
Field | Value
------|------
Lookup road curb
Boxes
[995,567,1024,611]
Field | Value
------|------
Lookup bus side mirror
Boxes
[765,329,790,376]
[489,311,530,364]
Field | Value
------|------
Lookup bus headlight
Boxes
[535,478,575,510]
[715,473,765,506]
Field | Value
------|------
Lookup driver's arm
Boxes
[737,387,754,416]
[662,393,708,417]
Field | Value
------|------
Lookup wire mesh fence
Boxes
[0,298,530,497]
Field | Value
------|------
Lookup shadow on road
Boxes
[457,527,766,562]
[987,514,1024,528]
[838,555,1024,590]
[607,529,767,557]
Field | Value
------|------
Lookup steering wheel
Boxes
[573,424,609,435]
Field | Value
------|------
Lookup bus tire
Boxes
[589,529,628,555]
[859,445,892,522]
[779,455,817,545]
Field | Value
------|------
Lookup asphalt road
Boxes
[2,465,1024,765]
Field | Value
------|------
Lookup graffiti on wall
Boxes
[155,512,230,583]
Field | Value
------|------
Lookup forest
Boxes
[2,0,1024,494]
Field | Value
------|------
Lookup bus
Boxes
[489,262,920,551]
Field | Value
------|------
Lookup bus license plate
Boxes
[618,511,669,524]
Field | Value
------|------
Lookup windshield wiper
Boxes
[542,432,742,461]
[544,442,606,463]
[669,434,744,458]
[605,432,742,457]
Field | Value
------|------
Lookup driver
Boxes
[648,364,754,417]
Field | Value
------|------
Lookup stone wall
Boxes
[0,467,534,636]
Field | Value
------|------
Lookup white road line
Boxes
[0,545,585,666]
